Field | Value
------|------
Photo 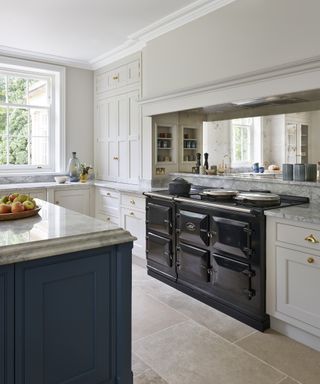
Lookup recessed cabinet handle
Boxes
[304,234,319,244]
[307,257,315,264]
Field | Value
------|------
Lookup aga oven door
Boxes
[211,216,252,260]
[177,243,212,290]
[177,210,210,248]
[147,232,173,270]
[212,254,257,311]
[147,202,173,236]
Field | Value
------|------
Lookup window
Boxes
[231,117,262,167]
[0,57,65,173]
[231,118,253,165]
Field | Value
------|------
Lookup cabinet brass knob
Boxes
[307,257,315,264]
[113,156,119,160]
[304,234,319,244]
[130,199,135,205]
[130,212,134,216]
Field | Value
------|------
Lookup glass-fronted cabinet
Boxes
[154,123,177,167]
[179,125,203,172]
[285,122,309,164]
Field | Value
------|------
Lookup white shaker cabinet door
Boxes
[121,208,145,259]
[94,87,140,184]
[276,246,320,330]
[95,100,108,180]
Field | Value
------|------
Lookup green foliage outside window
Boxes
[0,74,48,166]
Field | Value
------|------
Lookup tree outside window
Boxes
[0,73,50,168]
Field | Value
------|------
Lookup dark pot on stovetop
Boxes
[168,177,191,196]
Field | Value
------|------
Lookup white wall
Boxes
[66,67,94,167]
[143,0,320,99]
[310,111,320,163]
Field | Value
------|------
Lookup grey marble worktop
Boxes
[0,200,135,266]
[0,180,163,195]
[264,203,320,225]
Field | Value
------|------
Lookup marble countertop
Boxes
[264,203,320,225]
[0,180,164,195]
[0,199,135,266]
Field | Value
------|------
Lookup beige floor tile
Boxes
[134,368,168,384]
[149,288,256,342]
[236,329,320,384]
[132,353,150,377]
[279,377,303,384]
[134,320,285,384]
[132,287,187,341]
[132,264,255,342]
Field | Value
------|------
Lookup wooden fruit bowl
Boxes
[0,207,41,221]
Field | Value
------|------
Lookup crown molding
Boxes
[0,45,92,70]
[90,40,146,70]
[139,54,320,105]
[90,0,236,70]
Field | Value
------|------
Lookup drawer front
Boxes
[95,212,120,226]
[277,222,320,253]
[121,194,145,211]
[95,188,120,215]
[276,246,320,329]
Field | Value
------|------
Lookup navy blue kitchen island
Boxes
[0,200,135,384]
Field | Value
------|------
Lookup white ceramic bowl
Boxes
[54,176,68,184]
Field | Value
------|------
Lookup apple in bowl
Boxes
[0,203,12,214]
[11,201,25,213]
[23,200,35,210]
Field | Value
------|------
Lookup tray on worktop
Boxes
[0,207,41,221]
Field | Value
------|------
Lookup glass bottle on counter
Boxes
[68,152,81,182]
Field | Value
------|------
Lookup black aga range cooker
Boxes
[144,187,309,331]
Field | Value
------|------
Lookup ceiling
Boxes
[0,0,228,69]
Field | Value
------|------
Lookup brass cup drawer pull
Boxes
[304,234,320,244]
[307,257,315,264]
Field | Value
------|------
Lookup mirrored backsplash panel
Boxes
[152,95,320,182]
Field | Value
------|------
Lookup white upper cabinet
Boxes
[95,58,140,95]
[94,54,141,184]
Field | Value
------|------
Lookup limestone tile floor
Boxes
[132,263,320,384]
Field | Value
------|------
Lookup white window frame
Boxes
[230,117,262,168]
[0,56,65,174]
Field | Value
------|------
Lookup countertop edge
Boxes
[0,228,136,266]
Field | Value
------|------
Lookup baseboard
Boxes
[270,316,320,352]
